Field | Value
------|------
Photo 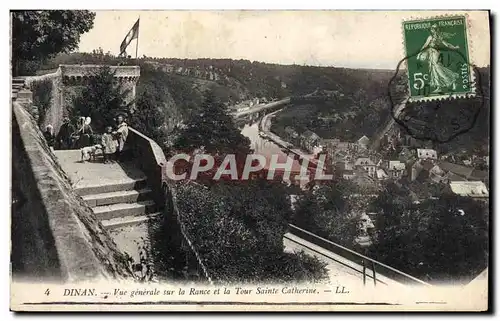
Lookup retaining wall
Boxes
[11,100,133,282]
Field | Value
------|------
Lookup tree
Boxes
[12,10,95,75]
[129,89,168,145]
[71,66,130,131]
[176,180,328,283]
[368,183,489,284]
[293,179,359,247]
[173,91,251,155]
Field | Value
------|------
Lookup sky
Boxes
[78,10,490,69]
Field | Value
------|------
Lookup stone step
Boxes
[93,200,157,221]
[75,178,148,196]
[82,188,153,207]
[101,212,162,230]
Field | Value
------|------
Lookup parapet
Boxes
[59,64,140,84]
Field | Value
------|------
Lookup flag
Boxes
[119,18,140,57]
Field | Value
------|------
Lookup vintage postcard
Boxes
[10,10,490,312]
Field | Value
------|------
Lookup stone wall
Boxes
[12,99,134,282]
[25,69,64,134]
[26,64,140,136]
[127,127,168,205]
[60,65,140,112]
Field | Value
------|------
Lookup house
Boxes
[410,159,435,181]
[284,126,299,141]
[357,135,370,149]
[354,212,376,247]
[470,169,489,182]
[429,164,447,183]
[437,161,488,183]
[301,130,321,152]
[322,138,357,157]
[343,169,355,180]
[376,168,389,180]
[354,157,376,177]
[417,148,438,160]
[449,181,489,199]
[388,160,406,179]
[398,146,414,162]
[335,161,355,179]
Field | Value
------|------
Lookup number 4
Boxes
[413,73,429,90]
[45,288,50,296]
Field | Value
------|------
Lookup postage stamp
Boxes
[402,15,474,101]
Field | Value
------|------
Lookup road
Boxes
[370,102,406,150]
[283,232,408,288]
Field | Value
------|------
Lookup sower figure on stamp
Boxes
[113,114,129,162]
[417,24,460,93]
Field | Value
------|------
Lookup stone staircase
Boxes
[12,77,26,99]
[76,178,161,230]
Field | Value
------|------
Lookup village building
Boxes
[357,135,370,149]
[417,148,438,161]
[300,130,321,153]
[376,168,389,180]
[283,126,299,141]
[448,181,489,199]
[438,161,489,183]
[387,160,406,179]
[410,159,435,181]
[354,157,377,178]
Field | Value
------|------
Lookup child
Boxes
[101,125,116,164]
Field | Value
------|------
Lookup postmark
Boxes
[402,15,475,102]
[388,56,485,143]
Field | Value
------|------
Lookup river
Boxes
[239,117,311,188]
[240,121,286,157]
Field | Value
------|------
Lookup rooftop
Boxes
[449,181,489,198]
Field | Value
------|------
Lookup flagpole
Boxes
[135,17,140,60]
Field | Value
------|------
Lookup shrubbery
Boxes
[30,79,53,126]
[176,180,328,283]
[367,181,489,284]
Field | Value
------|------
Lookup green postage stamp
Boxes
[403,15,474,101]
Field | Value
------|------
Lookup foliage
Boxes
[174,91,251,155]
[12,10,95,75]
[293,180,360,247]
[71,66,130,131]
[176,180,328,283]
[368,181,489,283]
[30,79,53,127]
[129,66,175,145]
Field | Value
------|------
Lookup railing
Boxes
[124,128,214,284]
[166,183,214,284]
[288,224,431,286]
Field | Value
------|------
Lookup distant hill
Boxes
[39,53,489,156]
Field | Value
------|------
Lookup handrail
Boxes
[167,183,215,285]
[288,224,431,286]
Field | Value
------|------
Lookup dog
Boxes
[80,144,103,162]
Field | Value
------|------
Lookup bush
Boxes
[31,79,53,127]
[175,180,328,283]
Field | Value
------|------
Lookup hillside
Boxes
[38,52,489,156]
